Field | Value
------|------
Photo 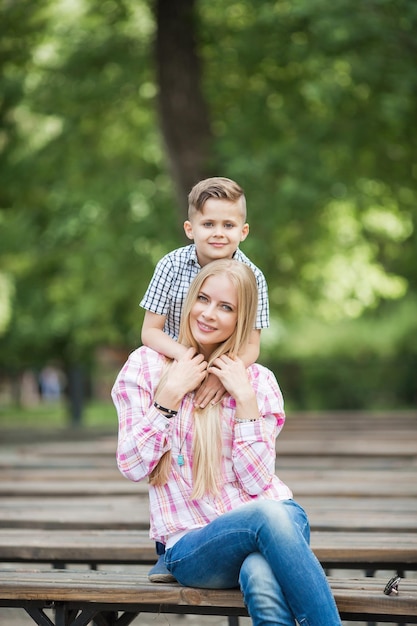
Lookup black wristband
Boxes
[153,402,178,417]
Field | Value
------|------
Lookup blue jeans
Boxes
[165,499,342,626]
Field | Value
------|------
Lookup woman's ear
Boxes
[184,220,194,240]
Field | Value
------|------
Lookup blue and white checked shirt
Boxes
[140,244,269,339]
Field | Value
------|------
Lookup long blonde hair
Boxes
[149,259,258,498]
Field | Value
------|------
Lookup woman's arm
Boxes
[112,347,208,482]
[231,415,279,495]
[112,349,174,482]
[208,358,284,495]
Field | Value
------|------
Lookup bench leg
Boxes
[25,607,55,626]
[93,611,118,626]
[55,606,97,626]
[228,617,240,626]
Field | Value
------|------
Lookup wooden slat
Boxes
[1,467,417,497]
[0,479,144,496]
[0,494,416,531]
[0,568,416,620]
[0,528,417,569]
[0,529,155,563]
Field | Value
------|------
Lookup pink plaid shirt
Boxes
[112,347,293,544]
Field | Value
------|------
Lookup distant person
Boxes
[113,260,342,626]
[39,366,61,402]
[140,177,269,580]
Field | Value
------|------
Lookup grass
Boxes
[0,399,118,431]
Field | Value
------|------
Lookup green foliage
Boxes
[199,0,417,311]
[0,0,416,410]
[0,0,181,371]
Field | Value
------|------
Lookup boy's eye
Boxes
[203,221,213,228]
[224,223,235,229]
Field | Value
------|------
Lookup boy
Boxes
[140,176,269,580]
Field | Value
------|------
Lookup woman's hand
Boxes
[208,356,253,403]
[208,355,260,420]
[160,348,208,405]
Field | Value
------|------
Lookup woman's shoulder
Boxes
[247,362,277,383]
[127,345,168,371]
[247,363,284,418]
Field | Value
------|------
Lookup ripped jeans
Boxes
[165,499,342,626]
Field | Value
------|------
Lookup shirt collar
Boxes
[187,244,242,267]
[187,244,200,267]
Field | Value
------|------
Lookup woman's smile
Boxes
[190,273,238,355]
[197,320,217,332]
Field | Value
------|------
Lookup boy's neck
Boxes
[195,246,238,267]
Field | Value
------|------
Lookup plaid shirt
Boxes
[112,346,293,545]
[140,245,269,339]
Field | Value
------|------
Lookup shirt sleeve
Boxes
[112,348,174,482]
[140,254,175,315]
[231,366,284,495]
[255,270,269,329]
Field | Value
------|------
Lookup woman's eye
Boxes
[197,294,208,302]
[221,304,233,312]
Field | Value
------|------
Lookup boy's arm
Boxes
[239,328,261,367]
[194,329,261,408]
[141,311,188,361]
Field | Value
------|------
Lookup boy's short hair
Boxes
[188,177,247,220]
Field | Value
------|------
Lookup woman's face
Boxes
[190,273,238,357]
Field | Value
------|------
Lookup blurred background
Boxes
[1,0,416,429]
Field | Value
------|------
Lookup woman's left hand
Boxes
[208,356,253,402]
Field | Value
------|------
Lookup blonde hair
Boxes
[149,259,258,498]
[188,177,247,221]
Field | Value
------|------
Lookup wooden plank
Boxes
[311,531,417,567]
[0,479,145,496]
[1,410,415,461]
[279,469,417,497]
[1,468,417,497]
[0,528,417,569]
[276,438,417,456]
[0,568,416,621]
[0,495,150,530]
[0,495,416,531]
[0,529,155,563]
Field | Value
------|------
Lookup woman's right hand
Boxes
[159,348,208,406]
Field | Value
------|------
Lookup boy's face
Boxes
[184,198,249,267]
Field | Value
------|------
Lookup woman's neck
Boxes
[198,344,219,361]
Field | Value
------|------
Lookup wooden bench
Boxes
[1,528,417,576]
[2,466,417,496]
[1,567,417,625]
[1,493,416,532]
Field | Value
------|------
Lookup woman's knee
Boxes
[247,499,310,544]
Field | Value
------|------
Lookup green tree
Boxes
[1,0,416,416]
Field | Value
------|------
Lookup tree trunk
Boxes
[154,0,213,218]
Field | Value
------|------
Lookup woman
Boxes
[112,259,342,626]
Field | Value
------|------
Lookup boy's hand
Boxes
[194,373,226,409]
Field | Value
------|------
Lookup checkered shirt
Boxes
[140,244,269,339]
